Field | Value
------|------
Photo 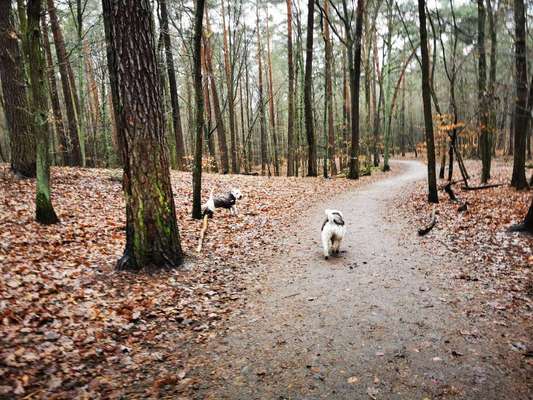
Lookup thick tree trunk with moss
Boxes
[103,0,182,270]
[47,0,82,166]
[511,0,528,189]
[304,0,317,177]
[192,0,205,219]
[0,0,36,178]
[418,0,438,203]
[26,0,59,224]
[159,0,186,171]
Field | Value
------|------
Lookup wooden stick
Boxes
[196,214,209,252]
[418,207,437,236]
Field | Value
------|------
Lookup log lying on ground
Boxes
[418,207,437,236]
[461,183,503,191]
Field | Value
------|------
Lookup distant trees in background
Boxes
[0,0,531,211]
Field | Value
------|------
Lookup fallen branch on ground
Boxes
[418,207,437,236]
[461,183,503,191]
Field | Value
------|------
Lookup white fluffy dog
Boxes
[321,209,346,259]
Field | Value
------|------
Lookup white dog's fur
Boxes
[321,209,346,259]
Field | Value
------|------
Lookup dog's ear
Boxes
[332,212,344,225]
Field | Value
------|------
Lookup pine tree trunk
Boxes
[348,0,365,179]
[83,39,101,167]
[159,0,186,171]
[477,0,491,183]
[286,0,296,176]
[221,0,239,173]
[103,0,182,269]
[304,0,317,176]
[323,1,336,176]
[26,0,59,224]
[266,9,280,176]
[204,10,229,174]
[0,0,36,177]
[418,0,438,203]
[511,0,528,189]
[47,0,82,165]
[372,29,380,167]
[41,12,69,166]
[256,4,268,175]
[192,0,205,219]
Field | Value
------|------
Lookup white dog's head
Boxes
[231,188,243,200]
[325,209,345,225]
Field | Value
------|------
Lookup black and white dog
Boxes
[203,188,243,217]
[321,209,346,259]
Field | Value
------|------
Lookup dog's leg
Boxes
[321,232,330,260]
[331,239,339,255]
[334,239,341,254]
[233,205,238,215]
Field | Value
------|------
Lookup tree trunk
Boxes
[47,0,82,165]
[83,39,101,167]
[322,0,336,176]
[266,8,280,176]
[0,0,36,177]
[511,0,528,189]
[103,0,182,269]
[42,12,69,166]
[342,46,350,170]
[348,0,364,179]
[304,0,317,176]
[26,0,59,224]
[286,0,295,176]
[256,3,268,175]
[477,0,491,183]
[204,10,229,174]
[159,0,186,171]
[221,0,238,173]
[192,0,206,218]
[418,0,438,203]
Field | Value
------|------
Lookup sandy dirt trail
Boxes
[194,160,530,400]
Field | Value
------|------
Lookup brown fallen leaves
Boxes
[398,159,532,330]
[0,164,387,398]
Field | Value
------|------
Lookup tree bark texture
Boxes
[511,0,528,189]
[103,0,183,270]
[26,0,59,224]
[192,0,206,218]
[0,0,36,177]
[418,0,438,203]
[304,0,317,176]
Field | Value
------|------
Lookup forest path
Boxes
[194,160,529,400]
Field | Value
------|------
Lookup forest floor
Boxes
[0,159,531,399]
[0,162,390,399]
